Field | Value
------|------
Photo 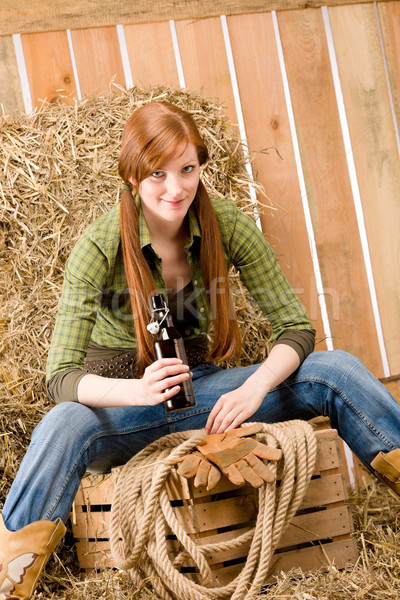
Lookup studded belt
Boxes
[83,344,208,379]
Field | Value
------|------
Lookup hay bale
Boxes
[0,85,272,494]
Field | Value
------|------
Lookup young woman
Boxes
[1,101,400,600]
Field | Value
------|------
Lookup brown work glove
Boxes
[170,423,282,490]
[174,451,222,490]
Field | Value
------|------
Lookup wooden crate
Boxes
[71,429,359,580]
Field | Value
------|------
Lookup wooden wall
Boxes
[1,0,399,381]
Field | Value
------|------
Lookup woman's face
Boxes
[135,142,200,226]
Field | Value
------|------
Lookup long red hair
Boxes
[118,102,241,375]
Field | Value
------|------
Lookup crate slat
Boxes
[71,510,112,540]
[172,494,257,535]
[210,538,359,586]
[75,540,114,570]
[301,473,346,508]
[269,538,359,577]
[312,429,342,472]
[166,525,254,566]
[277,505,353,549]
[74,473,116,506]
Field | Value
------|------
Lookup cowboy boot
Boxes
[371,449,400,497]
[0,515,66,600]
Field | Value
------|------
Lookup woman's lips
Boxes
[161,198,186,205]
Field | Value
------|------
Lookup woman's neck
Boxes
[143,207,189,248]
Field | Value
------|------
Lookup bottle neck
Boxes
[164,313,174,327]
[155,309,173,328]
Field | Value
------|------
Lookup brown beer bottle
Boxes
[149,293,197,412]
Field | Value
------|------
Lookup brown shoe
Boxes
[0,515,66,600]
[371,448,400,497]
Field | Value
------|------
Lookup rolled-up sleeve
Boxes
[216,199,315,341]
[45,234,109,391]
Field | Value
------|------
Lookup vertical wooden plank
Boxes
[21,31,77,108]
[378,1,400,134]
[329,4,400,375]
[228,13,326,344]
[70,26,125,96]
[276,9,383,374]
[0,37,25,114]
[175,17,237,122]
[124,22,180,88]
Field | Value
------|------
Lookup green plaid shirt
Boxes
[46,197,313,383]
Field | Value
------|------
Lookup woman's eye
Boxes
[151,171,164,178]
[183,165,194,173]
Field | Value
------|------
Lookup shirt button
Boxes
[199,307,205,313]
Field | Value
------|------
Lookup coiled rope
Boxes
[110,420,317,600]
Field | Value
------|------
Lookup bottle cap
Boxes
[147,322,160,334]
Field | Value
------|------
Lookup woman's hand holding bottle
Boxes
[139,358,191,405]
[77,358,190,408]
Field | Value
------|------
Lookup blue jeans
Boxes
[2,350,400,531]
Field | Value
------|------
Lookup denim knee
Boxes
[31,401,97,448]
[323,349,374,387]
[312,349,361,367]
[302,349,367,386]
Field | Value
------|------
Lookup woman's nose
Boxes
[166,174,183,197]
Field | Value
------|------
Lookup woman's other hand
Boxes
[205,343,301,434]
[205,377,266,434]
